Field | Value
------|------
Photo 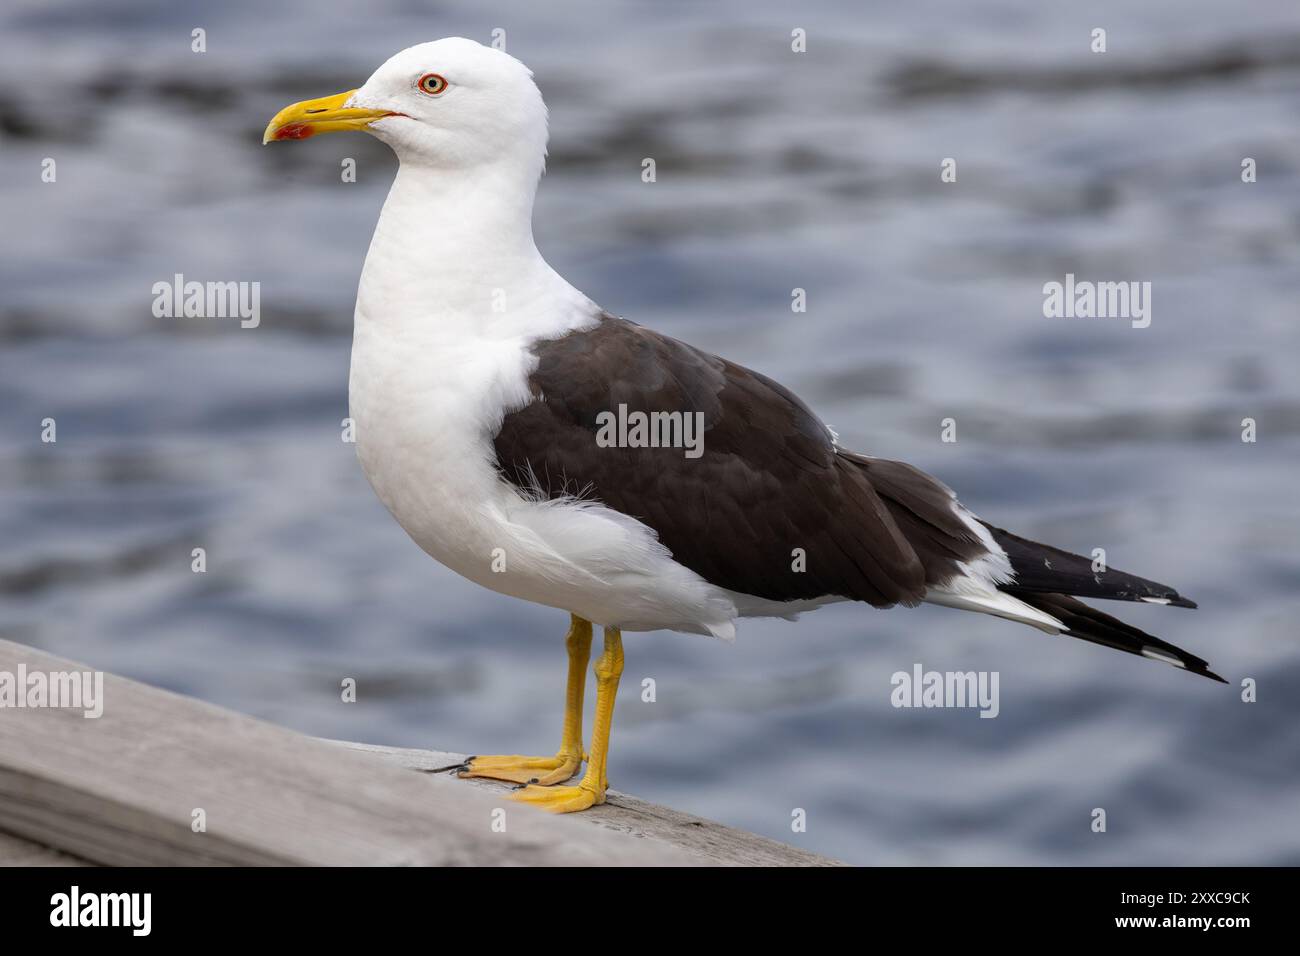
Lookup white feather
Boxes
[920,500,1064,633]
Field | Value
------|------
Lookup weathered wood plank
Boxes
[0,639,690,866]
[0,830,90,867]
[333,742,843,866]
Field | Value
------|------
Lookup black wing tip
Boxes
[1186,663,1228,684]
[1174,654,1226,683]
[1146,646,1224,683]
[1142,592,1198,609]
[1017,591,1224,683]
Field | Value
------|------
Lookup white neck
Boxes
[355,158,598,341]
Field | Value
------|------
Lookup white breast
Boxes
[348,308,528,575]
[344,159,741,638]
[348,307,741,638]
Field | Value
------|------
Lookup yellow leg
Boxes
[513,625,623,813]
[457,615,592,786]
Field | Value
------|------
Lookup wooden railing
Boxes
[0,639,839,866]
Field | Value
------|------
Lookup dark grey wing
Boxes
[492,315,958,607]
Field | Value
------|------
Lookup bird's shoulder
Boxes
[514,312,834,454]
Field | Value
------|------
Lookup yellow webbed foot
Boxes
[440,616,620,815]
[456,751,582,787]
[510,779,604,813]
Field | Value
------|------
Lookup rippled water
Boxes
[2,0,1299,864]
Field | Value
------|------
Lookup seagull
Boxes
[264,38,1224,813]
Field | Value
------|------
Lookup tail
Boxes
[848,455,1222,682]
[980,523,1223,683]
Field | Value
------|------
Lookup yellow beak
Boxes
[262,89,400,144]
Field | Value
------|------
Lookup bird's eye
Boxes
[417,73,448,96]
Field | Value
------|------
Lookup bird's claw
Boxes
[427,756,475,775]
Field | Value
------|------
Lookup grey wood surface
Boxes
[0,639,686,866]
[0,830,89,867]
[0,639,840,866]
[332,741,843,866]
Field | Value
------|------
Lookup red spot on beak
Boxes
[273,123,316,141]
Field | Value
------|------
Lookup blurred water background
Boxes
[2,0,1298,864]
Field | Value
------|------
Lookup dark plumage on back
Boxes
[492,315,984,607]
[846,454,989,585]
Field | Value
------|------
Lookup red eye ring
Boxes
[417,73,448,95]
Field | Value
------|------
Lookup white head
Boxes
[263,38,590,329]
[264,38,548,178]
